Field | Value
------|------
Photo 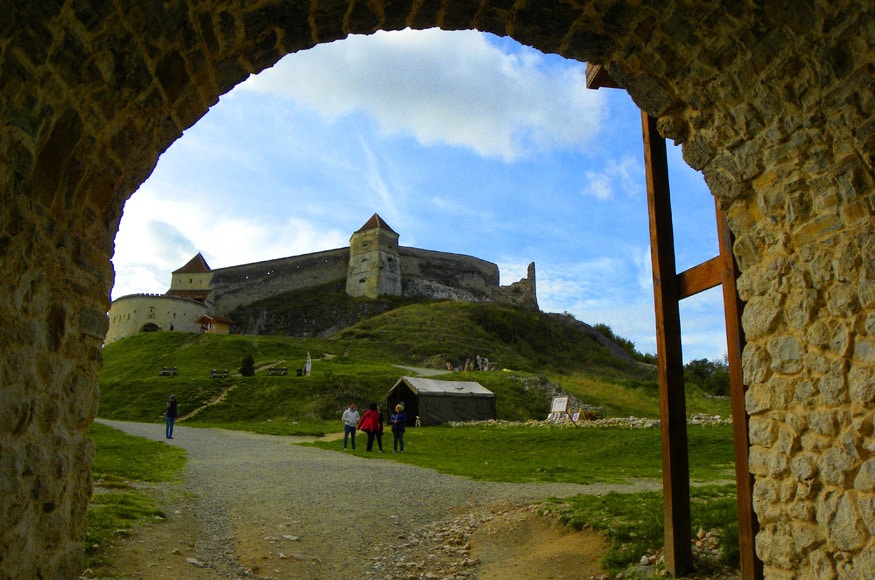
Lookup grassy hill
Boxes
[98,301,731,432]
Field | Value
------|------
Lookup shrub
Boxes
[239,354,255,377]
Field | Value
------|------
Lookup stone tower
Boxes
[346,214,402,298]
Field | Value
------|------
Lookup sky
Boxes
[111,28,728,363]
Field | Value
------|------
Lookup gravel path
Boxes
[97,420,660,579]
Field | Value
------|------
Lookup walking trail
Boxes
[89,420,663,579]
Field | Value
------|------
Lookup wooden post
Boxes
[642,111,693,576]
[716,201,763,579]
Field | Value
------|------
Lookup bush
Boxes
[684,358,730,397]
[239,354,255,377]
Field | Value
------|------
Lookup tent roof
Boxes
[389,376,495,398]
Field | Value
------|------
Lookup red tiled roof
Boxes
[197,314,233,324]
[166,289,209,302]
[356,213,397,235]
[173,252,211,274]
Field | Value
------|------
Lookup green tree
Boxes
[239,354,255,377]
[684,357,730,397]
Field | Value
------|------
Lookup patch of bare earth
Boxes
[85,501,607,580]
[470,505,607,579]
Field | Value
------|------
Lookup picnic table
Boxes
[268,366,288,376]
[159,367,178,376]
[210,369,229,378]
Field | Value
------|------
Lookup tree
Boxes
[240,354,255,377]
[683,357,730,397]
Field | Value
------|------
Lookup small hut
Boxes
[196,314,233,335]
[385,376,497,426]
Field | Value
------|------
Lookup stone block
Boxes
[854,459,875,491]
[768,335,804,374]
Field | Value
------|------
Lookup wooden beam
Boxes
[642,111,693,577]
[716,201,764,579]
[677,256,722,299]
[585,63,621,89]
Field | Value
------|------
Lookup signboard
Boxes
[550,396,569,414]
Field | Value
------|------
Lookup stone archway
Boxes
[2,2,873,577]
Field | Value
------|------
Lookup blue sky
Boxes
[112,29,727,362]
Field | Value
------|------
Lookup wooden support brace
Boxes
[642,111,693,577]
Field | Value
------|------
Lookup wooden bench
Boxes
[210,369,229,378]
[159,367,178,376]
[268,366,288,376]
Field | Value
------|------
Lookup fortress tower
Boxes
[346,214,402,298]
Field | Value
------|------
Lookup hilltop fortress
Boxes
[106,214,538,343]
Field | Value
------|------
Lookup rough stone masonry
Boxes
[1,1,873,578]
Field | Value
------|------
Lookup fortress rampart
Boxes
[106,216,538,343]
[209,248,350,314]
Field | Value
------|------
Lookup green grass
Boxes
[183,418,331,436]
[546,485,741,572]
[85,422,186,570]
[303,423,736,484]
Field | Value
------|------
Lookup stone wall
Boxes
[399,247,500,302]
[106,294,207,343]
[2,1,873,577]
[497,262,539,310]
[209,248,350,314]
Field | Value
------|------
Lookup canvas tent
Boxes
[385,376,497,426]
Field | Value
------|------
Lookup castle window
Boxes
[361,258,368,263]
[359,278,366,284]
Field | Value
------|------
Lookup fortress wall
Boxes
[209,248,349,314]
[399,247,500,302]
[106,295,208,343]
[497,262,538,309]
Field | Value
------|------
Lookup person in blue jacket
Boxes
[390,404,407,453]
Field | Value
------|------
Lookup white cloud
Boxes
[242,29,605,161]
[111,184,348,299]
[581,156,643,200]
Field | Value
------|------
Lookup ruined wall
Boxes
[2,1,873,577]
[497,262,538,310]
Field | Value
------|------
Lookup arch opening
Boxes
[3,4,873,579]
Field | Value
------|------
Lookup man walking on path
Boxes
[341,402,359,450]
[165,395,178,439]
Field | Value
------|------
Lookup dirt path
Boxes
[85,420,658,579]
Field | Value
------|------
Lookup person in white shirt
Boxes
[341,403,360,450]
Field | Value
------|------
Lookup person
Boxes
[390,404,407,453]
[375,404,385,452]
[341,402,359,450]
[357,403,382,452]
[165,395,178,439]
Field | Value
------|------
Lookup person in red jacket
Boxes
[357,403,383,452]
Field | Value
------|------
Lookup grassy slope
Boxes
[99,301,731,426]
